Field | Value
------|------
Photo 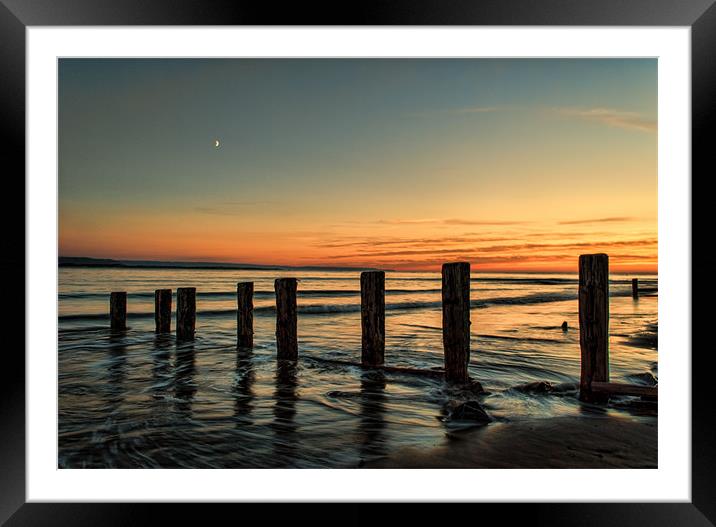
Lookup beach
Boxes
[58,266,658,469]
[364,415,657,469]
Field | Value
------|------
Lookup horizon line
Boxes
[58,255,659,275]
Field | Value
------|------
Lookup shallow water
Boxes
[58,267,657,468]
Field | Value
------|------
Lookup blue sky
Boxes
[58,58,657,271]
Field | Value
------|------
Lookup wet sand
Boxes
[364,415,657,468]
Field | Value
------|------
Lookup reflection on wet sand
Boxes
[174,342,197,419]
[60,265,658,469]
[151,334,172,398]
[358,370,387,465]
[234,348,256,425]
[106,333,128,405]
[272,361,298,466]
[578,398,609,418]
[99,332,129,466]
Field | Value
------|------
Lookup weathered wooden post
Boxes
[361,271,385,367]
[109,291,127,332]
[237,282,254,348]
[578,254,610,402]
[442,262,471,383]
[176,287,196,341]
[632,278,639,299]
[154,289,172,333]
[275,278,298,361]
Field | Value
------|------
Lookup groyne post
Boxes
[578,254,610,401]
[275,278,298,361]
[154,289,172,333]
[442,262,471,383]
[176,287,196,341]
[361,271,385,367]
[109,291,127,332]
[632,278,639,299]
[237,282,254,348]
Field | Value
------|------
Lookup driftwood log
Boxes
[591,381,657,399]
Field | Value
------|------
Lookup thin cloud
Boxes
[193,201,272,216]
[377,218,529,226]
[377,218,442,225]
[381,252,655,270]
[555,107,656,133]
[326,238,657,260]
[316,235,518,249]
[443,218,528,226]
[452,106,500,114]
[558,216,636,225]
[415,106,502,118]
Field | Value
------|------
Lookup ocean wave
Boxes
[479,334,566,344]
[59,277,657,302]
[58,288,649,322]
[58,288,447,300]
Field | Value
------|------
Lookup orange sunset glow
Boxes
[59,58,657,273]
[57,56,661,472]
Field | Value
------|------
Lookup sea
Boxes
[58,267,658,468]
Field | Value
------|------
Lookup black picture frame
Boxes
[2,0,712,524]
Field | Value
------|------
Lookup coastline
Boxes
[363,414,657,469]
[58,266,658,469]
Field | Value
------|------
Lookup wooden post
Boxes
[442,262,471,383]
[578,254,610,401]
[275,278,298,361]
[632,278,639,299]
[176,287,196,341]
[237,282,254,348]
[109,291,127,332]
[361,271,385,367]
[154,289,172,333]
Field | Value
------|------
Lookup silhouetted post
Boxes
[275,278,298,361]
[176,287,196,341]
[237,282,254,348]
[110,291,127,332]
[361,271,385,367]
[579,254,610,402]
[442,262,471,383]
[632,278,639,299]
[154,289,172,333]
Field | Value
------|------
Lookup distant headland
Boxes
[58,256,384,273]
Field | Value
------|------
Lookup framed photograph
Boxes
[2,0,712,523]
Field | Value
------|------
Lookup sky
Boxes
[59,58,657,273]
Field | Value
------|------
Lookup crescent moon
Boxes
[214,140,220,148]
